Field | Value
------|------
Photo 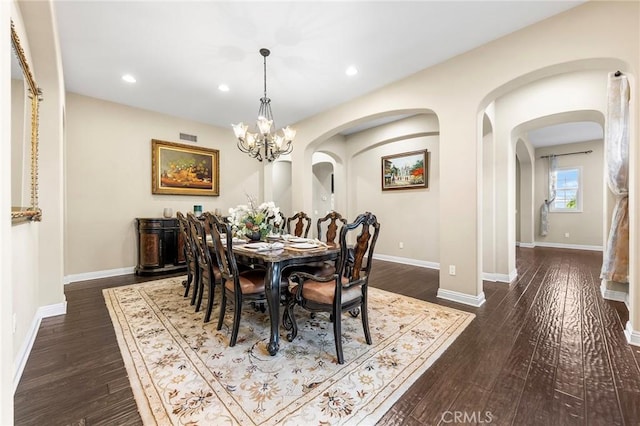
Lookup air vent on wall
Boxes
[179,133,197,143]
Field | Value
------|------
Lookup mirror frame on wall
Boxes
[11,20,42,224]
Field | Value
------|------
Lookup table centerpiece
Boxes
[228,196,283,241]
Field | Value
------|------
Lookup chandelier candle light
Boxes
[232,48,295,162]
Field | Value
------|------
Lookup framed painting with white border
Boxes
[381,149,428,191]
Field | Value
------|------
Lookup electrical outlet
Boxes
[399,242,404,249]
[564,232,570,238]
[449,265,456,276]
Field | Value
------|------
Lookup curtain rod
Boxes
[540,150,593,159]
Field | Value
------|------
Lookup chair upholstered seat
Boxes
[212,266,222,282]
[225,270,265,294]
[289,276,359,306]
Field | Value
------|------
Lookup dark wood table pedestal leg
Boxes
[265,262,282,356]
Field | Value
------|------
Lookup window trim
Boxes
[550,166,583,213]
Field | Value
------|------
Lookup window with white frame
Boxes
[551,167,582,212]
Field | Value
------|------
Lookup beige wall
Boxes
[351,134,439,263]
[271,161,292,217]
[482,105,497,276]
[344,115,440,264]
[535,140,604,247]
[65,93,263,276]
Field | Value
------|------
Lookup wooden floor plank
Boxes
[14,248,640,425]
[580,258,625,425]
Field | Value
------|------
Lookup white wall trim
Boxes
[483,268,517,283]
[600,282,630,309]
[516,242,536,248]
[534,241,603,251]
[625,321,640,347]
[63,266,136,285]
[437,288,486,307]
[373,254,439,270]
[483,273,510,283]
[13,301,67,394]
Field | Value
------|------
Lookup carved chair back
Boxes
[287,211,311,238]
[340,212,379,282]
[316,211,347,244]
[177,211,196,266]
[177,211,198,298]
[204,212,239,284]
[187,213,213,270]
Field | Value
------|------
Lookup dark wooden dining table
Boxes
[224,241,340,355]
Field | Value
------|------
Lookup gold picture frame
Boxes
[151,139,220,196]
[11,20,43,223]
[381,149,428,191]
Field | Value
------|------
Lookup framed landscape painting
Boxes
[381,149,428,191]
[151,139,220,196]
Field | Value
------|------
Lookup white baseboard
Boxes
[483,268,517,284]
[600,281,630,309]
[516,242,536,248]
[483,273,509,282]
[437,288,486,307]
[625,321,640,347]
[372,254,439,270]
[13,301,67,394]
[64,266,136,284]
[534,241,602,251]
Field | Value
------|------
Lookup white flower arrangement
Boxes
[228,195,282,240]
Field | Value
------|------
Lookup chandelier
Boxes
[232,48,295,162]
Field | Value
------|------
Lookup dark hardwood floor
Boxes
[14,247,640,425]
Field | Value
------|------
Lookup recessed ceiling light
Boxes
[122,74,136,83]
[218,84,230,92]
[345,66,358,76]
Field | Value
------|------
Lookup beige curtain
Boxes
[601,72,630,283]
[540,155,557,236]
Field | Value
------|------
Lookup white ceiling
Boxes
[53,1,584,133]
[527,121,604,148]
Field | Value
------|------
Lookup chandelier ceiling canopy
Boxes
[232,48,295,162]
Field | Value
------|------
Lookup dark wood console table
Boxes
[135,218,186,275]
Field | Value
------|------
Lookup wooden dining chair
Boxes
[286,211,311,237]
[284,212,380,364]
[177,211,198,303]
[208,213,268,347]
[267,211,286,232]
[187,212,221,323]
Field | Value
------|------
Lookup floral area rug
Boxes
[103,277,474,425]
